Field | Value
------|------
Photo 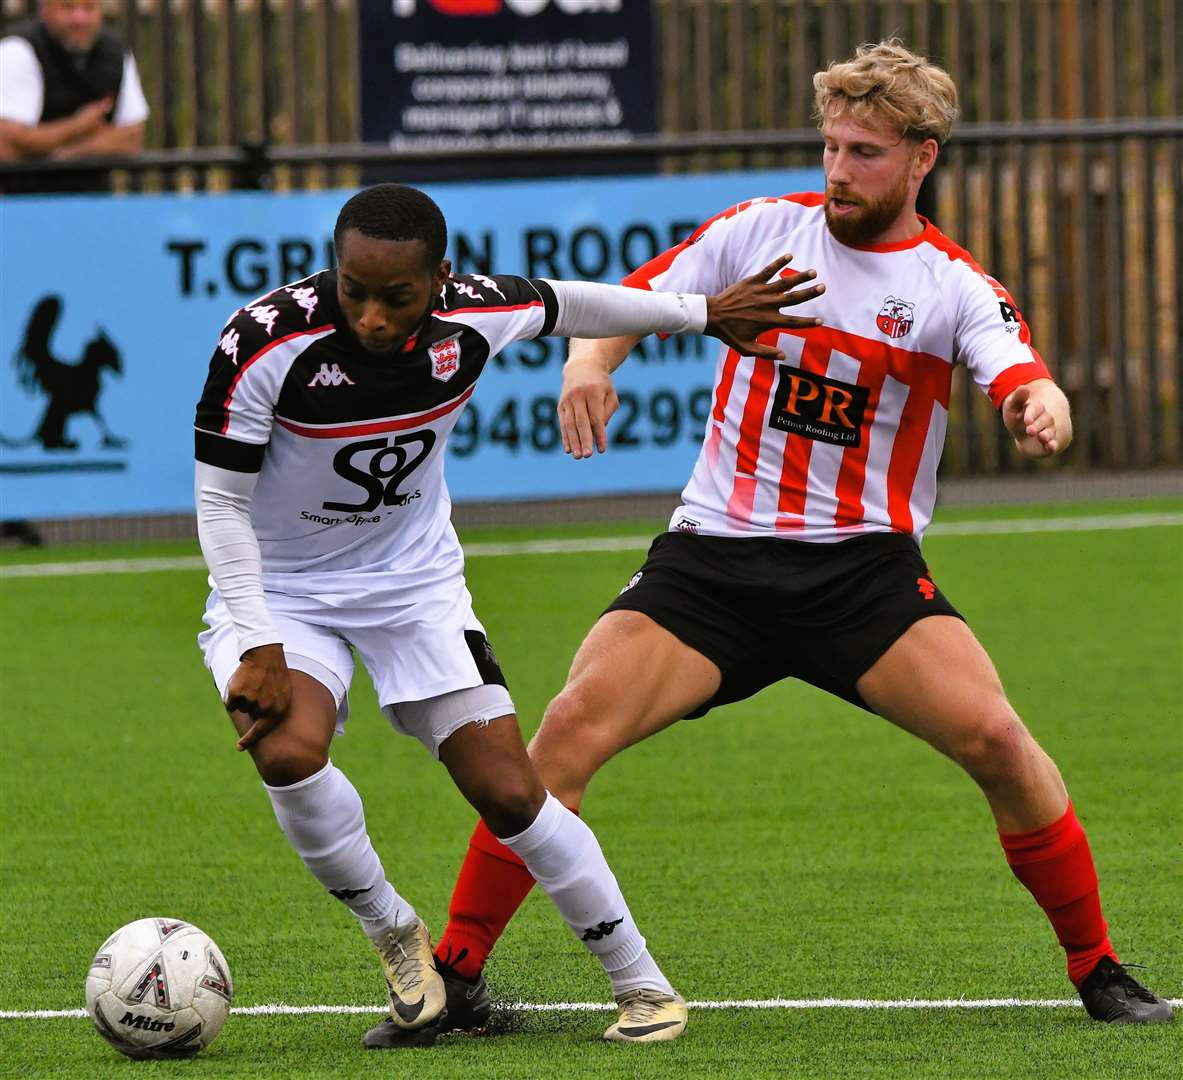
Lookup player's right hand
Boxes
[704,253,826,360]
[559,347,625,459]
[225,643,293,751]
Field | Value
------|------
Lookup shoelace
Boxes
[1094,960,1159,1004]
[1112,967,1159,1004]
[382,937,424,994]
[620,991,669,1023]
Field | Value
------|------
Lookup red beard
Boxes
[824,169,914,246]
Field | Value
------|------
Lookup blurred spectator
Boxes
[0,0,148,190]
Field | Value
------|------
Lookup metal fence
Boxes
[2,0,1181,474]
[4,0,1179,149]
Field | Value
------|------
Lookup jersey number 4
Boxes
[325,432,436,512]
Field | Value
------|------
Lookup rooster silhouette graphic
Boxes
[3,295,126,451]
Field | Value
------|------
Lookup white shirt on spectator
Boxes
[0,36,148,126]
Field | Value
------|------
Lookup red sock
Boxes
[435,808,579,979]
[999,801,1118,987]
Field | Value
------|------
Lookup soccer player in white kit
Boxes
[428,42,1174,1028]
[193,183,826,1047]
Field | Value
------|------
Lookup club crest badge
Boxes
[429,335,461,381]
[876,296,916,339]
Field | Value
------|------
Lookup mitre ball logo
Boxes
[875,296,916,339]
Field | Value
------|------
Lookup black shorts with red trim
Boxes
[604,530,963,717]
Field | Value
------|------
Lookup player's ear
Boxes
[915,137,939,180]
[434,259,452,289]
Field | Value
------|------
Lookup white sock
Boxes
[608,950,675,997]
[264,761,414,941]
[499,793,674,997]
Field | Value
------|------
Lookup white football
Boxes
[84,918,233,1060]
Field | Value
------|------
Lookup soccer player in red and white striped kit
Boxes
[407,40,1173,1039]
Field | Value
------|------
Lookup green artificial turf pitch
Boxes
[1,498,1179,1078]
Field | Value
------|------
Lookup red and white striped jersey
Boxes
[623,193,1050,543]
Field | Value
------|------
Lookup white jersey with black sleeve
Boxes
[194,270,707,636]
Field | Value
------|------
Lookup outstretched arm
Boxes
[554,255,825,458]
[1001,379,1073,458]
[548,254,823,360]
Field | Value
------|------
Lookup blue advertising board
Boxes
[0,167,823,519]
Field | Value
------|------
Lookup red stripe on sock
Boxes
[436,806,580,979]
[999,802,1118,987]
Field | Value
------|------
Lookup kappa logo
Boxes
[451,280,485,303]
[917,575,936,600]
[429,335,461,381]
[286,285,320,323]
[619,571,643,594]
[674,516,700,534]
[580,917,625,942]
[876,296,916,339]
[219,328,241,364]
[308,362,356,388]
[328,885,373,901]
[246,304,280,335]
[468,274,506,301]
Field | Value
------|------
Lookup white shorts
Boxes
[198,587,515,756]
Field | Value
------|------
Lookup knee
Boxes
[251,733,329,788]
[537,689,613,762]
[475,774,546,838]
[950,701,1034,786]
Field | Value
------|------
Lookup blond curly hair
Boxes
[813,39,959,144]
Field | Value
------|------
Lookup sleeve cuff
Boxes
[236,629,284,656]
[988,360,1053,410]
[684,293,708,334]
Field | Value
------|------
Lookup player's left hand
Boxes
[1002,379,1073,458]
[704,254,826,360]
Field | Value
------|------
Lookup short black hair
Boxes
[334,184,448,267]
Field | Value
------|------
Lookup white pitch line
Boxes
[0,512,1179,580]
[926,511,1183,536]
[4,997,1181,1020]
[0,555,209,578]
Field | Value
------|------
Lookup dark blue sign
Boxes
[359,0,656,154]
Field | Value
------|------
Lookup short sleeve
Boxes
[954,268,1051,409]
[112,52,149,126]
[0,38,44,124]
[435,273,558,354]
[620,200,773,298]
[193,309,281,473]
